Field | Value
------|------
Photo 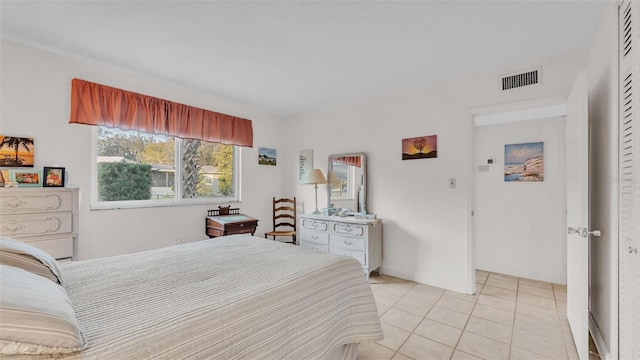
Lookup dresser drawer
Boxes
[330,247,366,266]
[24,236,73,260]
[300,218,329,232]
[331,222,367,238]
[299,228,330,245]
[300,240,329,253]
[0,191,73,215]
[0,213,72,238]
[330,234,366,251]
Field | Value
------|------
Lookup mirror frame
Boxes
[327,152,367,214]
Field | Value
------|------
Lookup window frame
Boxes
[91,127,240,210]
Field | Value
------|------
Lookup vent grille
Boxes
[502,69,539,90]
[624,1,632,56]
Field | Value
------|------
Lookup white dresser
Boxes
[298,214,382,278]
[0,187,79,260]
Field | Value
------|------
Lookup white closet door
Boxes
[618,1,640,359]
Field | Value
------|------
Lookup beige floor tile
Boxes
[390,353,413,360]
[518,277,552,290]
[456,331,510,360]
[482,285,517,301]
[414,318,462,347]
[518,283,555,299]
[451,350,484,360]
[444,290,478,303]
[475,270,489,282]
[557,300,567,314]
[394,294,435,317]
[398,334,454,360]
[425,305,470,329]
[412,283,446,296]
[436,294,475,314]
[513,313,564,341]
[512,327,568,360]
[552,283,567,293]
[471,303,514,327]
[374,289,406,307]
[516,292,557,310]
[555,291,567,302]
[377,302,390,316]
[477,294,516,312]
[465,316,513,344]
[371,284,382,292]
[486,277,519,291]
[380,308,424,332]
[357,342,396,360]
[516,302,560,324]
[474,283,484,293]
[488,272,518,282]
[377,322,412,351]
[510,346,553,360]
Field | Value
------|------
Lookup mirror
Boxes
[326,152,367,214]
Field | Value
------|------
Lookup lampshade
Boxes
[327,170,340,185]
[304,169,327,185]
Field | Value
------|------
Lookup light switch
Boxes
[449,178,456,189]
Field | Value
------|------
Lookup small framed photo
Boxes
[43,167,65,187]
[10,169,42,187]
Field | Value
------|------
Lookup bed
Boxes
[0,235,383,359]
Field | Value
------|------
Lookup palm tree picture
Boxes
[0,135,35,167]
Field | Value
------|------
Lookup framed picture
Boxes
[504,142,544,182]
[9,169,42,187]
[0,135,34,167]
[43,166,65,187]
[258,147,277,166]
[402,134,437,160]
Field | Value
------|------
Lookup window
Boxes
[94,127,237,207]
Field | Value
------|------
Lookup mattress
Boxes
[44,235,383,359]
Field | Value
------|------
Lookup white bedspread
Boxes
[55,235,383,359]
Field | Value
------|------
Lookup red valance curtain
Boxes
[333,156,362,168]
[69,78,253,147]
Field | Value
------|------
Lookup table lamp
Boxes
[304,169,327,215]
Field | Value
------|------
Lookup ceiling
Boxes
[0,1,609,117]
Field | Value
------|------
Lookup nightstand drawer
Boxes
[300,240,329,253]
[330,247,366,266]
[331,234,366,251]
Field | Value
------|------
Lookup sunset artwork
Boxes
[504,142,544,182]
[0,135,34,167]
[402,135,437,160]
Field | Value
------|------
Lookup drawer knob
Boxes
[344,240,353,246]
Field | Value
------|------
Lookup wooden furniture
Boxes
[264,197,296,244]
[0,187,79,260]
[206,207,258,238]
[298,214,382,278]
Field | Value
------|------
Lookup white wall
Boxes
[0,39,288,260]
[285,49,587,293]
[586,2,618,358]
[474,117,566,284]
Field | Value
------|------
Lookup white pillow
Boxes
[0,265,85,355]
[0,236,63,284]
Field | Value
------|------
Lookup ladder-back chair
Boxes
[264,197,296,244]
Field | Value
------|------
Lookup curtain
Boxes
[69,78,253,147]
[333,156,361,168]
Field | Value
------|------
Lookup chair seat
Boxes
[265,230,296,237]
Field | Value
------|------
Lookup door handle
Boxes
[581,228,601,238]
[567,226,581,235]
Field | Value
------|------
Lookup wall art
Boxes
[402,135,437,160]
[0,135,34,167]
[504,142,544,182]
[258,147,277,166]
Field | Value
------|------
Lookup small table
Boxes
[206,213,258,238]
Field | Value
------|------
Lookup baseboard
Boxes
[589,311,611,359]
[380,265,468,294]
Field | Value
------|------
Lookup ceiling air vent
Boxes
[501,68,540,90]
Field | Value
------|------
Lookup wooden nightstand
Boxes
[205,206,258,238]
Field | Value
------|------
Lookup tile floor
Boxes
[358,270,579,360]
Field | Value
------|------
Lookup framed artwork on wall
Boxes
[44,166,65,187]
[0,135,34,167]
[258,147,277,166]
[504,142,544,182]
[402,135,437,160]
[299,149,313,184]
[9,169,42,187]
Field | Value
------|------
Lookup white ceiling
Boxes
[0,1,608,117]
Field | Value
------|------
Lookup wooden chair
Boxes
[264,197,296,244]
